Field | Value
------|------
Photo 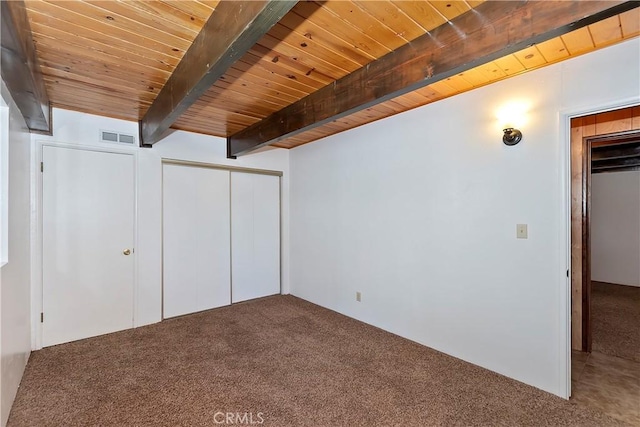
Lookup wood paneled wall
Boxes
[570,105,640,351]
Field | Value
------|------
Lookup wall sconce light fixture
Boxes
[497,101,528,146]
[502,127,522,146]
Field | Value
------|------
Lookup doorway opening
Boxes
[569,106,640,425]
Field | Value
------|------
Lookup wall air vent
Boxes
[100,130,135,145]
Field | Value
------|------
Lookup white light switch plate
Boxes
[517,224,528,239]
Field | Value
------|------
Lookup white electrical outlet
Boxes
[356,292,361,302]
[517,224,528,239]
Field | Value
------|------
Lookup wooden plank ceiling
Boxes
[23,1,640,151]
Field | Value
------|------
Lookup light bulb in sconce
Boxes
[496,101,529,146]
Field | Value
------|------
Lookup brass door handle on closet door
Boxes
[123,249,131,256]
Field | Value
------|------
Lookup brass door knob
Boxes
[123,249,131,256]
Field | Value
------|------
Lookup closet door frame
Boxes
[32,140,140,350]
[161,158,282,315]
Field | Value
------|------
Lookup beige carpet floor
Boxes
[592,281,640,363]
[8,296,627,426]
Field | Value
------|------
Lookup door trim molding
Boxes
[582,129,640,352]
[162,158,283,177]
[32,140,138,350]
[582,133,593,353]
[559,96,640,399]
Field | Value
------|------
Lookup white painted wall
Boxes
[289,38,640,398]
[32,109,290,348]
[591,171,640,287]
[0,83,32,426]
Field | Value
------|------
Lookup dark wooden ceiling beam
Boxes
[139,0,297,147]
[1,0,51,133]
[228,0,639,157]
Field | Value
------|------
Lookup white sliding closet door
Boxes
[231,172,280,303]
[163,164,230,318]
